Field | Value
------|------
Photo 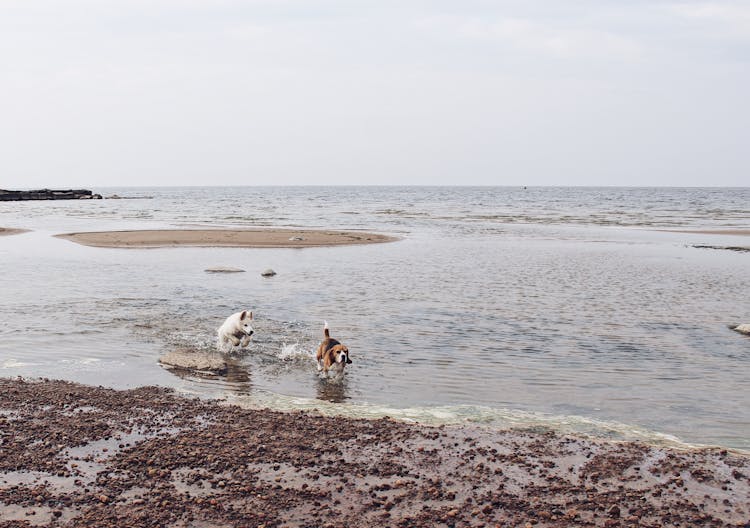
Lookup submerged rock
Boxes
[204,267,246,273]
[261,268,277,277]
[692,244,750,253]
[159,348,227,374]
[732,324,750,336]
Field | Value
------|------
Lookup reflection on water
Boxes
[316,377,350,403]
[1,187,749,449]
[160,354,254,396]
[225,358,252,389]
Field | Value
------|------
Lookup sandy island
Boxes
[55,229,397,248]
[1,378,747,528]
[0,227,28,236]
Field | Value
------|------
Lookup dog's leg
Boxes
[230,335,241,347]
[240,335,251,347]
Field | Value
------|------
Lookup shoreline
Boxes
[54,229,398,248]
[1,378,747,527]
[0,227,29,236]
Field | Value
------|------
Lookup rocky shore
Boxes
[0,378,748,528]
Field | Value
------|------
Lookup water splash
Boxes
[276,343,316,362]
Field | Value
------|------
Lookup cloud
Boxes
[416,14,643,61]
[667,2,750,38]
[0,0,747,186]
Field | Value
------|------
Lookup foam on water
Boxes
[210,386,715,451]
[1,359,36,369]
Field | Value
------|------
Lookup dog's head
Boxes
[238,310,254,336]
[330,344,352,365]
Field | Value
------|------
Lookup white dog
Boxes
[217,310,254,350]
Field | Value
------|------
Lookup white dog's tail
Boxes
[324,320,330,338]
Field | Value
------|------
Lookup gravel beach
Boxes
[1,378,748,528]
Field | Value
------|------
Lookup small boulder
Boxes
[733,324,750,336]
[159,349,228,375]
[261,269,277,277]
[204,267,246,273]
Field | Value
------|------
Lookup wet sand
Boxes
[54,229,396,248]
[1,379,748,528]
[660,229,750,236]
[0,228,28,236]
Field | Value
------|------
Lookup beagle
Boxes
[316,321,351,376]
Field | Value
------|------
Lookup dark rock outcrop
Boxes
[0,189,102,201]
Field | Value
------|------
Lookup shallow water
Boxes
[1,187,749,449]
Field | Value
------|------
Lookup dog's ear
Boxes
[249,311,253,320]
[240,311,247,320]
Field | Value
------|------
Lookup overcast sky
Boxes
[1,0,748,187]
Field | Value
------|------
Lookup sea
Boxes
[1,187,748,450]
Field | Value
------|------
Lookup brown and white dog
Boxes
[316,321,351,376]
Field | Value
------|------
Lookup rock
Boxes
[289,236,305,241]
[261,269,277,277]
[107,194,122,199]
[159,349,228,375]
[692,244,750,253]
[0,189,98,201]
[732,324,750,336]
[204,267,246,274]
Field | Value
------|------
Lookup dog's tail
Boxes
[324,320,330,338]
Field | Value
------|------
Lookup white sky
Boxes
[1,0,748,187]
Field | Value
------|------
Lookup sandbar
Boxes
[0,227,28,236]
[659,229,750,236]
[55,228,397,248]
[0,378,747,527]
